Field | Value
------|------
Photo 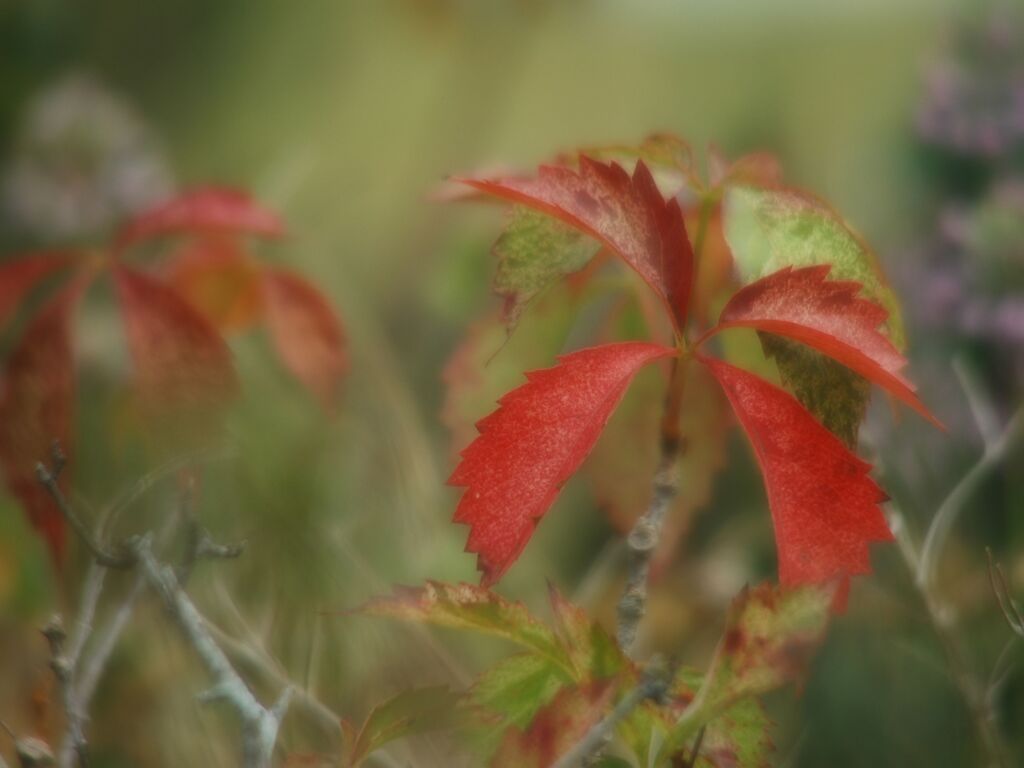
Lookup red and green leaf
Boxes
[356,581,571,672]
[458,158,693,332]
[700,357,892,586]
[450,342,675,585]
[708,265,938,426]
[116,186,285,250]
[658,583,833,763]
[622,668,773,768]
[547,584,625,681]
[0,282,84,563]
[490,682,614,768]
[491,206,602,328]
[114,265,238,443]
[262,267,347,414]
[722,183,905,444]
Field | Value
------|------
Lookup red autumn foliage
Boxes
[263,267,348,414]
[0,186,346,564]
[458,157,694,332]
[698,356,893,585]
[709,264,940,426]
[0,282,84,563]
[115,186,285,250]
[114,265,239,423]
[450,150,938,591]
[450,342,674,585]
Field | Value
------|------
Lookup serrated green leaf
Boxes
[548,584,628,681]
[469,653,570,729]
[460,652,571,759]
[722,184,903,445]
[493,206,601,327]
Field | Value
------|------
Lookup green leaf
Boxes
[659,583,833,762]
[619,667,772,768]
[548,584,627,681]
[357,581,573,674]
[341,686,458,767]
[469,653,570,729]
[722,184,903,445]
[493,206,601,327]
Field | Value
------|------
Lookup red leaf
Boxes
[0,253,74,327]
[262,268,347,413]
[700,356,893,586]
[114,265,238,434]
[457,157,693,332]
[709,265,941,427]
[0,282,84,564]
[164,238,265,332]
[115,186,285,250]
[450,342,675,585]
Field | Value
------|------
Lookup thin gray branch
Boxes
[74,576,146,710]
[953,358,1001,449]
[130,536,290,768]
[889,505,1010,768]
[616,453,678,654]
[918,406,1024,589]
[35,462,133,569]
[41,618,86,768]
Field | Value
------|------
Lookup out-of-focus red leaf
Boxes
[0,282,84,564]
[457,158,694,332]
[115,186,285,250]
[700,356,893,587]
[262,268,347,413]
[164,238,265,332]
[114,265,238,438]
[0,253,74,327]
[708,265,940,427]
[490,682,614,768]
[450,342,675,586]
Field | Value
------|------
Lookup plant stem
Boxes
[615,190,714,656]
[889,511,1010,768]
[615,356,687,655]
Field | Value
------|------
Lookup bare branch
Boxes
[41,617,86,768]
[130,535,289,768]
[888,503,1010,768]
[918,406,1024,588]
[35,462,134,570]
[616,451,678,653]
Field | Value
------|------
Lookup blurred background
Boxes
[1,0,1023,765]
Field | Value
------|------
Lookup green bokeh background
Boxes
[2,1,1022,766]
